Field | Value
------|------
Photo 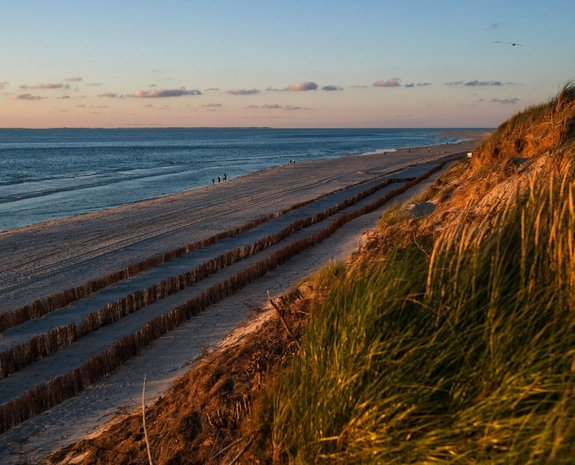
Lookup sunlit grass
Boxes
[272,159,575,464]
[270,93,575,465]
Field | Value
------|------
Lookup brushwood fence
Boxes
[0,159,450,433]
[1,176,405,378]
[0,172,393,333]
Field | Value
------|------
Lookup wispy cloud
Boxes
[247,104,311,111]
[98,92,124,99]
[322,85,343,91]
[490,97,520,104]
[373,78,402,88]
[283,105,310,111]
[446,80,516,87]
[405,82,432,88]
[65,77,83,82]
[133,87,201,98]
[12,93,43,101]
[226,88,260,96]
[288,81,318,91]
[202,103,222,112]
[24,83,70,90]
[204,87,220,92]
[86,82,103,87]
[465,80,514,87]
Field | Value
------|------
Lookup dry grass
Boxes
[46,280,324,465]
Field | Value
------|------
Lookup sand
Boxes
[0,135,482,462]
[0,137,479,313]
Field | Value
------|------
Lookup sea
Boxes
[0,128,482,232]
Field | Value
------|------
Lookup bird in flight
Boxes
[493,41,523,47]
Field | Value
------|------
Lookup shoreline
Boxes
[0,136,483,315]
[0,132,482,238]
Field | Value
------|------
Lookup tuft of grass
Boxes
[470,82,575,175]
[271,152,575,464]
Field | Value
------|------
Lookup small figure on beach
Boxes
[223,173,227,181]
[218,176,221,183]
[212,178,215,185]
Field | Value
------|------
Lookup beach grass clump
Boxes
[472,82,575,172]
[271,154,575,464]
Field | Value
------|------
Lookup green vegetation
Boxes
[270,87,575,464]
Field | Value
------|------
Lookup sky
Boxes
[1,0,574,129]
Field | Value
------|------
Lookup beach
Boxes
[0,135,482,462]
[0,135,481,312]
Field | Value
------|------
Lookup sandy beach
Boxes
[0,135,483,462]
[0,136,481,312]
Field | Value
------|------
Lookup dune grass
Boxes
[272,166,575,464]
[270,153,575,463]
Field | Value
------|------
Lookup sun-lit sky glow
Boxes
[1,0,574,128]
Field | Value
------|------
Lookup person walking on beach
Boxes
[212,178,215,185]
[223,173,227,181]
[218,176,221,183]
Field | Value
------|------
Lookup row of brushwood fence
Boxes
[0,159,448,434]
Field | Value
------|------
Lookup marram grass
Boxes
[271,160,575,464]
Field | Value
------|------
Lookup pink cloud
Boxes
[288,81,318,91]
[373,78,402,88]
[65,77,83,82]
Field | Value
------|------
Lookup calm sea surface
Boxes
[0,128,482,232]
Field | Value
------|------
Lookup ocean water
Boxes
[0,128,478,232]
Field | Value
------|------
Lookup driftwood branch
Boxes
[142,374,154,465]
[226,436,254,465]
[267,291,301,349]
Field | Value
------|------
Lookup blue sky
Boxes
[1,0,574,128]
